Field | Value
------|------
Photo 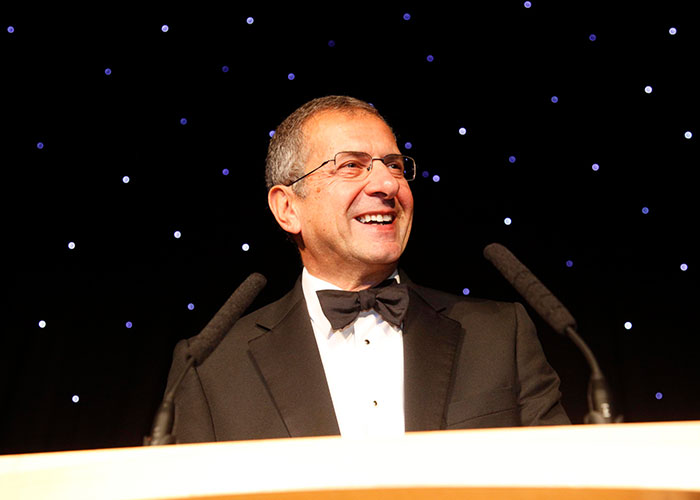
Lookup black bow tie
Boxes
[316,279,409,331]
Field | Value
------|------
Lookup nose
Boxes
[363,160,401,199]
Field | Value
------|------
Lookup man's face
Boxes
[292,110,414,286]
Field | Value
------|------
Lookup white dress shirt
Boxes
[301,268,405,438]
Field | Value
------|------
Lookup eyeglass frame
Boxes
[285,151,417,187]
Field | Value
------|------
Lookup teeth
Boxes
[357,214,394,224]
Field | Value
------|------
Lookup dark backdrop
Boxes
[2,2,698,454]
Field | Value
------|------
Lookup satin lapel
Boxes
[248,284,340,438]
[403,286,465,432]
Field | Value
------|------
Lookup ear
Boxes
[268,185,302,236]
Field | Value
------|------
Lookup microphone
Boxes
[145,272,267,445]
[185,272,268,365]
[483,243,620,424]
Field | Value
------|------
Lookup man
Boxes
[166,95,569,443]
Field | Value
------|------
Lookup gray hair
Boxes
[265,96,391,195]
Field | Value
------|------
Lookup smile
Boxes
[355,213,395,225]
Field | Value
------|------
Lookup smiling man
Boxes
[166,96,569,442]
[267,99,414,291]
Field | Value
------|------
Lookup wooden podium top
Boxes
[1,421,699,499]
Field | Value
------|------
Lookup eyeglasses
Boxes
[286,151,417,186]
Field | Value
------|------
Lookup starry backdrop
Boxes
[2,2,698,454]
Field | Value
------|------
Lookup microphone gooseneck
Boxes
[145,272,267,445]
[483,243,619,424]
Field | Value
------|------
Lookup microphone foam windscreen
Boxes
[484,243,576,335]
[187,272,267,365]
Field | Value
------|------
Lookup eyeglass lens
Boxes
[334,152,415,180]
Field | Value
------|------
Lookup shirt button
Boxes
[364,339,371,345]
[372,400,378,407]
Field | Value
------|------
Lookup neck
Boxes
[303,265,397,291]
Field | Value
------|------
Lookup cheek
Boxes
[328,184,365,212]
[398,190,414,216]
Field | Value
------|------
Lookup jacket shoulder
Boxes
[408,282,518,319]
[229,279,305,337]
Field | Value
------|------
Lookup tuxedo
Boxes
[166,273,569,443]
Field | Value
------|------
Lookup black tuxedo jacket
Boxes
[166,275,569,443]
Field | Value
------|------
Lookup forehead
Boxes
[302,110,397,159]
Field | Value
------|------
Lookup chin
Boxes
[356,247,404,268]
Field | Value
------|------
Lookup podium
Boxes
[2,421,699,499]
